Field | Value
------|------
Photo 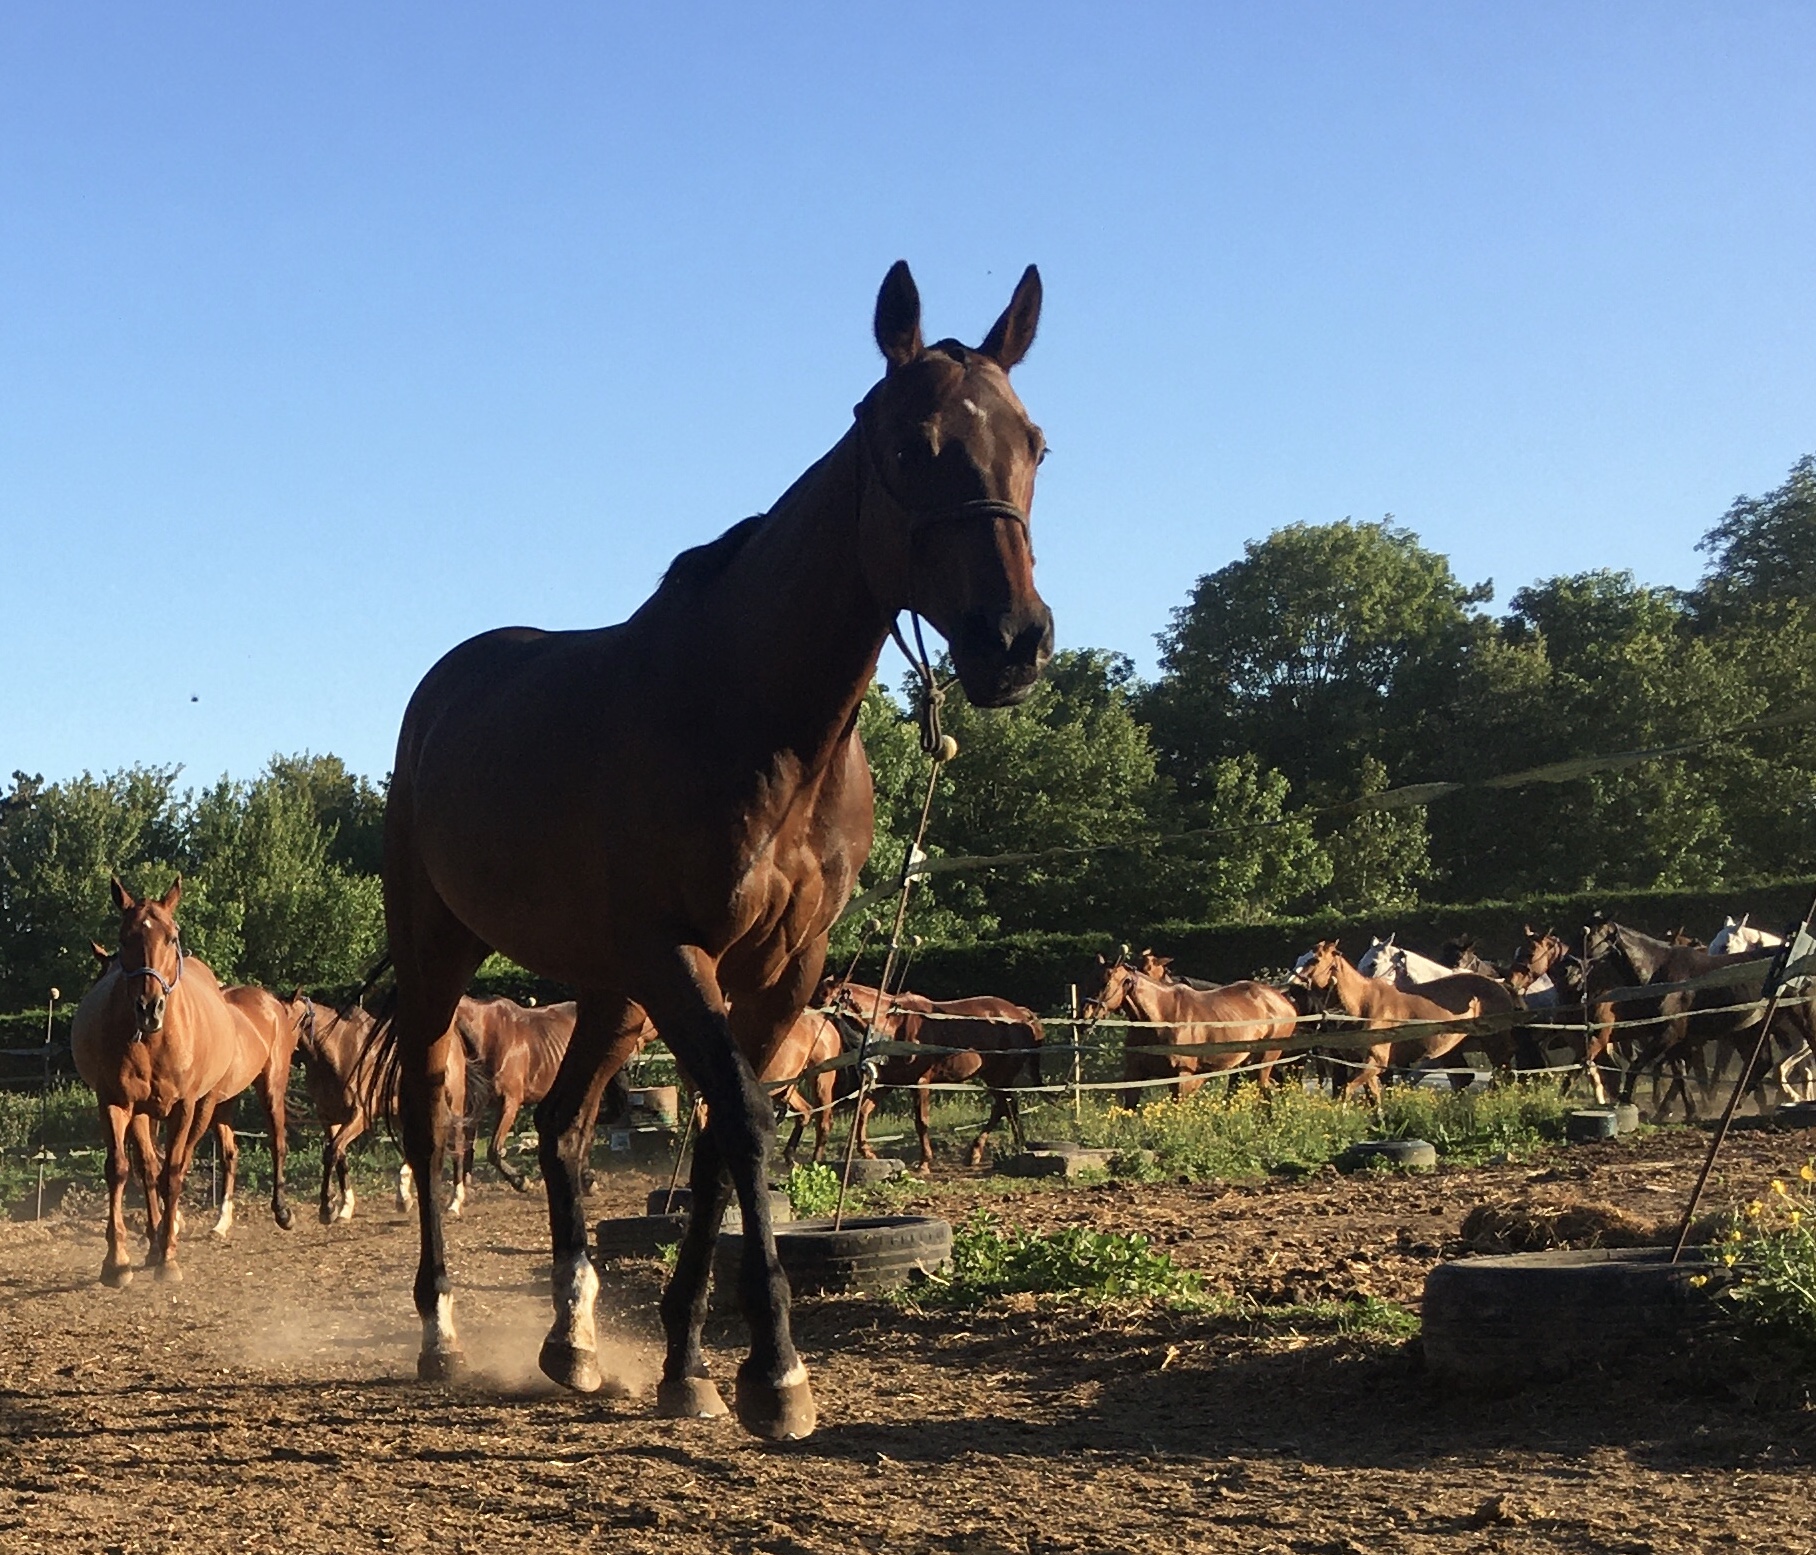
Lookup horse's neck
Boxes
[643,428,889,776]
[1329,958,1377,1017]
[1616,928,1677,981]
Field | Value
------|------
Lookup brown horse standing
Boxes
[71,877,261,1283]
[1293,941,1482,1102]
[374,262,1052,1439]
[823,979,1045,1172]
[1085,955,1296,1108]
[287,993,469,1222]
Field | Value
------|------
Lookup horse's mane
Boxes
[657,513,767,595]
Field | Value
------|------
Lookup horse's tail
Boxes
[355,983,401,1134]
[1025,1013,1045,1089]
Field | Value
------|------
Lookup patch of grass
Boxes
[913,1210,1204,1307]
[1248,1294,1421,1340]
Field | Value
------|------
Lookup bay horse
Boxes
[71,877,272,1283]
[822,979,1045,1172]
[1134,949,1217,992]
[1085,954,1295,1108]
[1291,941,1483,1103]
[373,261,1052,1439]
[286,992,469,1222]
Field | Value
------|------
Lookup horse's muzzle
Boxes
[950,603,1053,708]
[135,996,165,1036]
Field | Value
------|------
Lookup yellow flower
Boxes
[1688,1273,1709,1288]
[1722,1252,1738,1266]
[1728,1228,1745,1244]
[1747,1200,1765,1218]
[1772,1179,1788,1196]
[1801,1163,1815,1183]
[1792,1211,1804,1228]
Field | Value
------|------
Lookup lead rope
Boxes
[833,624,955,1229]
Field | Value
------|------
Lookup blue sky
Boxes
[4,4,1813,787]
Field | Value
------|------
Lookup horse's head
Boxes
[1508,925,1559,992]
[1134,949,1173,982]
[282,988,320,1056]
[854,262,1054,708]
[1081,952,1136,1019]
[1292,941,1343,992]
[110,874,185,1036]
[1355,937,1391,980]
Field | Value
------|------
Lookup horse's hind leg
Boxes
[211,1114,239,1238]
[533,995,648,1396]
[487,1092,529,1192]
[254,1059,293,1230]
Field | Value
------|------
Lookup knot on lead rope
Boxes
[890,613,956,761]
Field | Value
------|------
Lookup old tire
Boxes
[645,1187,793,1231]
[1346,1138,1438,1170]
[596,1213,688,1261]
[1774,1101,1816,1130]
[1566,1108,1621,1143]
[1422,1247,1720,1390]
[713,1215,951,1300]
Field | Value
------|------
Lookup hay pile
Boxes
[1459,1196,1663,1254]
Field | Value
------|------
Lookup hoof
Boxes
[274,1204,294,1231]
[734,1369,817,1442]
[153,1260,182,1284]
[538,1340,602,1394]
[416,1349,467,1383]
[656,1376,730,1420]
[100,1262,134,1289]
[318,1203,336,1225]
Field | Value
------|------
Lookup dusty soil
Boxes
[4,1127,1815,1555]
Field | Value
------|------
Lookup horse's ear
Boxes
[1095,952,1106,965]
[91,941,111,962]
[110,874,134,911]
[160,875,183,912]
[979,264,1041,369]
[874,260,923,370]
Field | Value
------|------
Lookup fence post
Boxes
[1069,983,1081,1125]
[36,987,59,1221]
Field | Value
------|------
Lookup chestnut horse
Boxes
[1085,955,1296,1108]
[763,1006,842,1167]
[1292,941,1483,1103]
[822,979,1045,1172]
[372,262,1051,1438]
[71,877,272,1283]
[287,993,469,1222]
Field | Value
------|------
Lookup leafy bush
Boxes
[916,1210,1203,1306]
[784,1162,844,1218]
[1709,1163,1816,1350]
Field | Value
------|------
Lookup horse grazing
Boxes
[762,1006,843,1167]
[1085,955,1295,1108]
[71,876,277,1283]
[1291,941,1483,1103]
[823,979,1045,1172]
[372,262,1052,1439]
[287,993,469,1222]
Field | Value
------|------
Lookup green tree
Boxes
[1695,455,1816,616]
[1145,518,1490,807]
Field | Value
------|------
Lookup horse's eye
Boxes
[1037,446,1050,466]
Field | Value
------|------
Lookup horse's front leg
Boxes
[128,1111,162,1241]
[533,997,645,1396]
[646,948,814,1442]
[100,1104,136,1287]
[152,1098,212,1281]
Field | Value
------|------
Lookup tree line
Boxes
[4,456,1812,1010]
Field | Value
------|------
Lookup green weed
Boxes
[1709,1163,1816,1351]
[914,1210,1204,1307]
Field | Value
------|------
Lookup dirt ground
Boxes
[4,1127,1815,1555]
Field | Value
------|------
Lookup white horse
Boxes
[1704,916,1814,1103]
[1356,936,1460,986]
